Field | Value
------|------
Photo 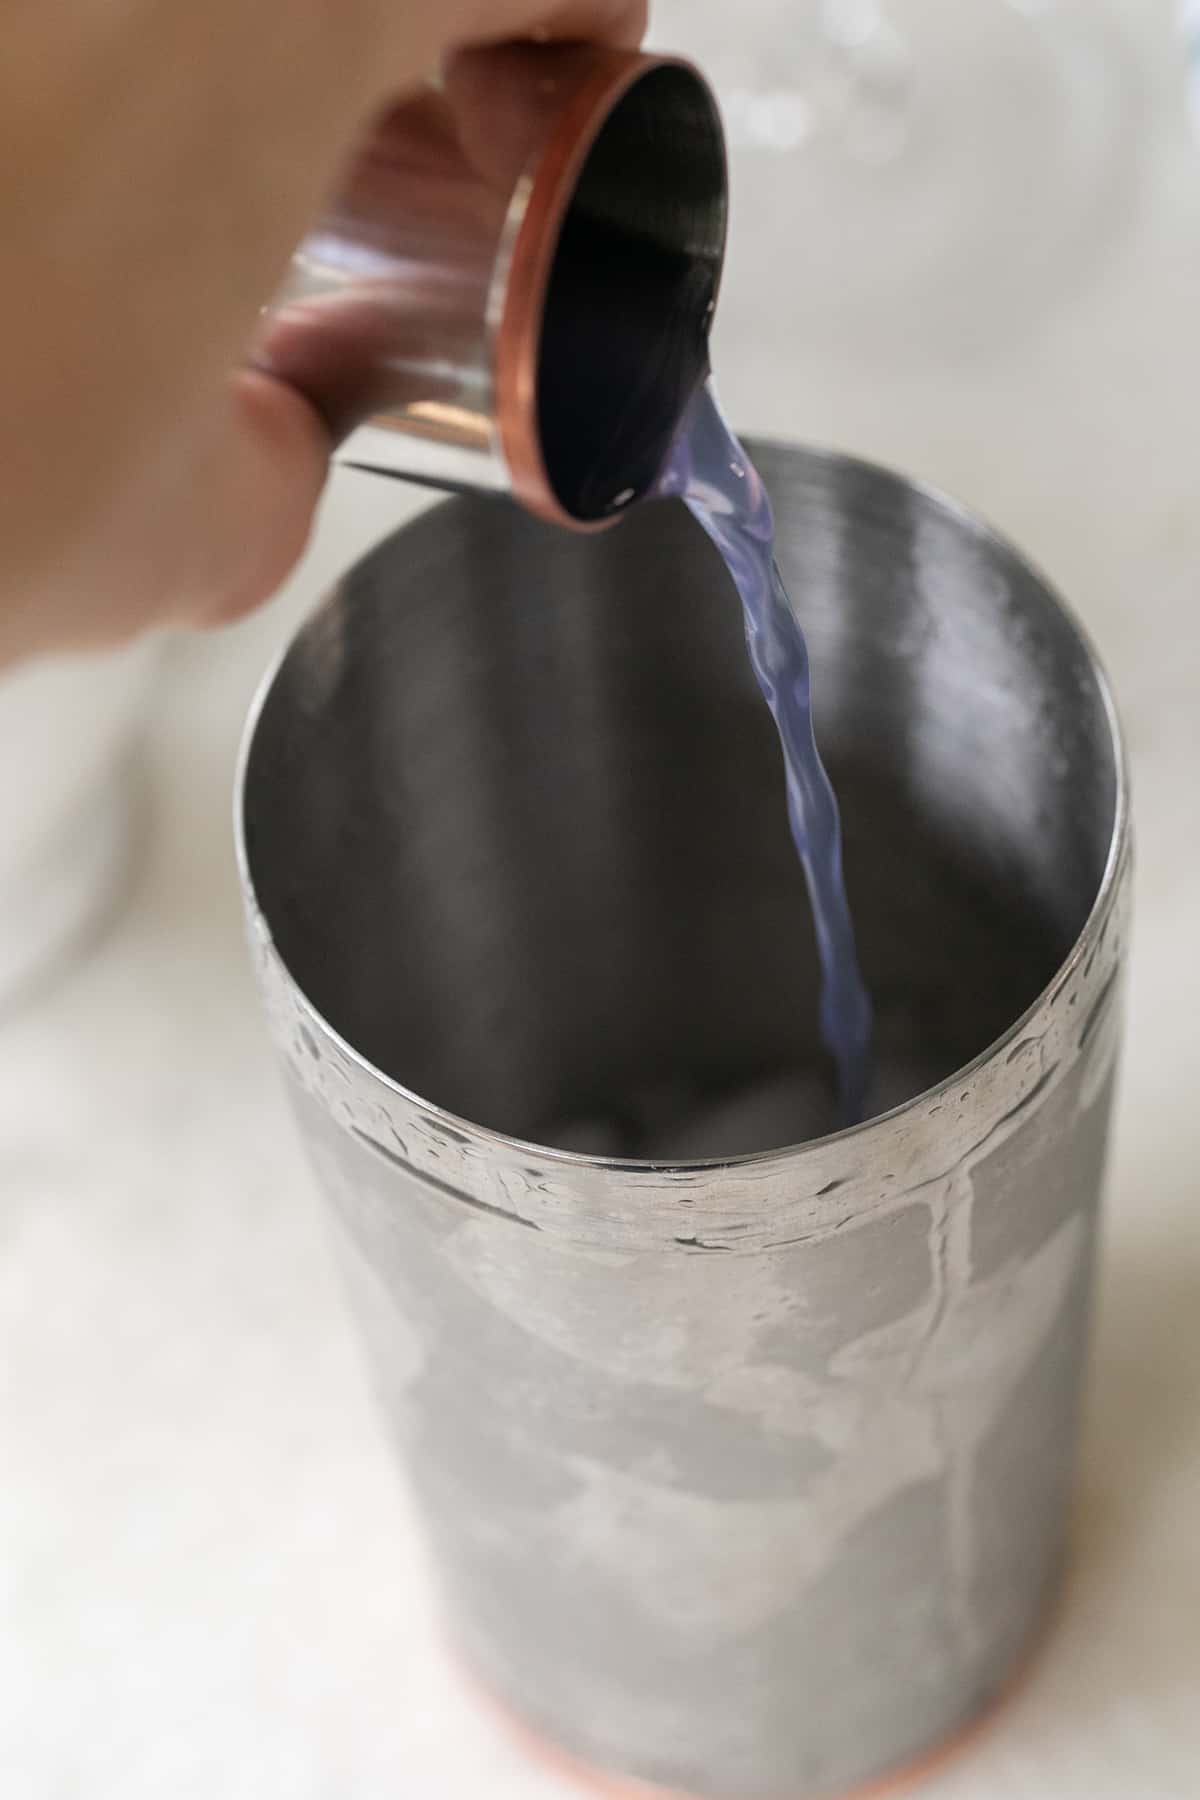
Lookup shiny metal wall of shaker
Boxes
[261,45,727,527]
[237,445,1130,1800]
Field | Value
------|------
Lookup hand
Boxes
[0,1,646,665]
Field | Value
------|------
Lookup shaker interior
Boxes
[535,63,727,522]
[241,445,1119,1149]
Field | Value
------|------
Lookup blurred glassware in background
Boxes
[1183,0,1200,133]
[0,643,156,1010]
[649,0,1143,360]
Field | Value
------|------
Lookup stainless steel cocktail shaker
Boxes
[260,45,727,528]
[238,444,1129,1799]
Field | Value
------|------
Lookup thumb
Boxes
[0,369,330,665]
[181,368,331,630]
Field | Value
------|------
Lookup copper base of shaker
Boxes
[456,1585,1057,1800]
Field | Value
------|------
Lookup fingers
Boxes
[184,369,331,629]
[352,0,645,112]
[452,1,647,51]
[527,2,647,45]
[141,2,645,620]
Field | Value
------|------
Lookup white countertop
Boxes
[4,5,1200,1796]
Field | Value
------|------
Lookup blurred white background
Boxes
[2,1,1198,1795]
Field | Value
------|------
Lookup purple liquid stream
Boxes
[659,380,873,1124]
